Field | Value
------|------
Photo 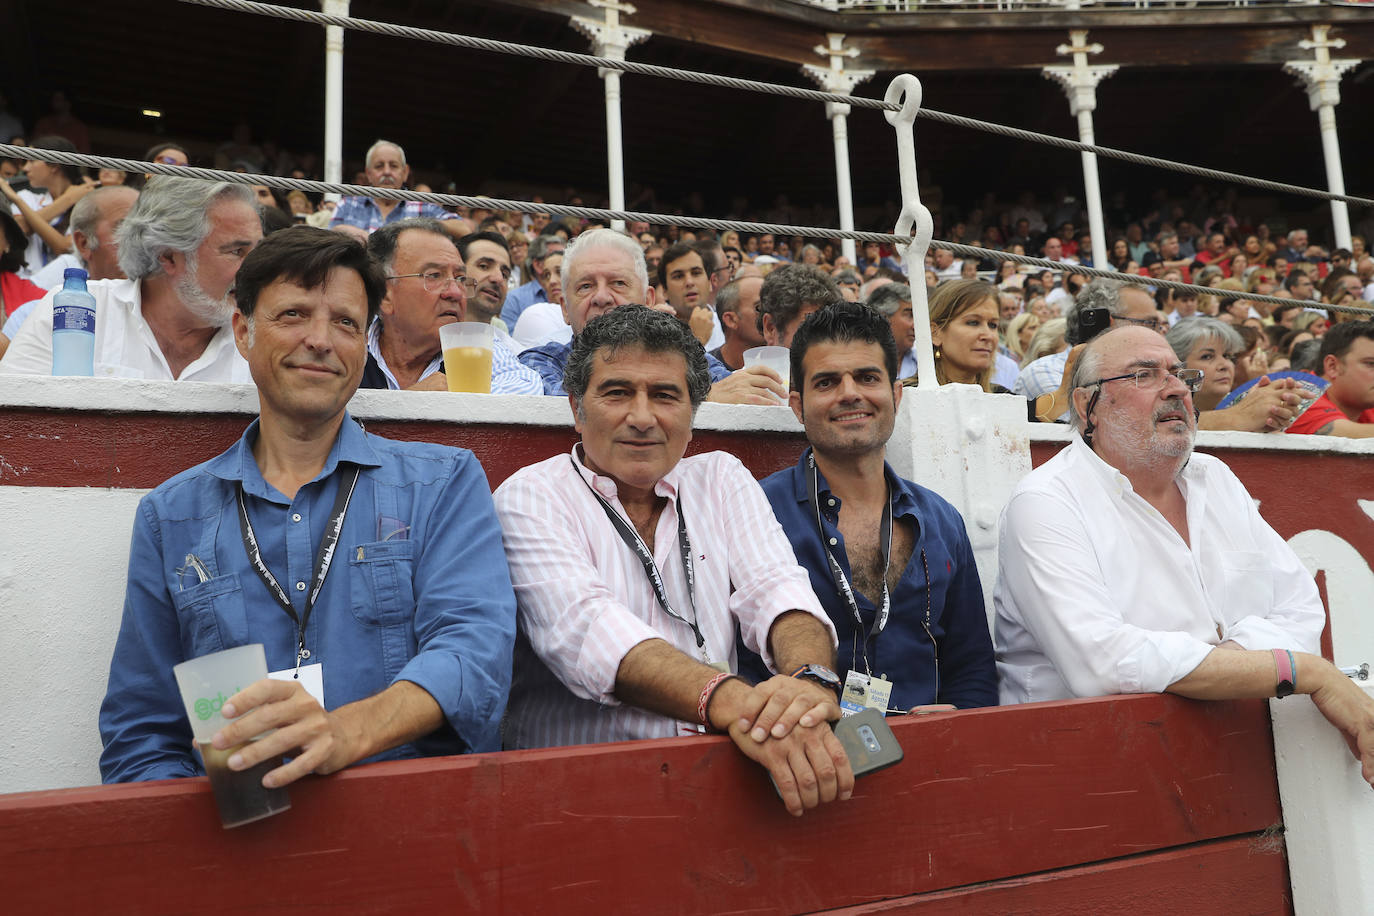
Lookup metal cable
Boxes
[5,143,1369,316]
[173,0,1374,208]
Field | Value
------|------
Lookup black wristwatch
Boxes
[791,664,842,700]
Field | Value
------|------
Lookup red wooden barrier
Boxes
[0,694,1284,914]
[0,407,806,489]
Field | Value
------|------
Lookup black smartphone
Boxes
[833,707,904,777]
[1074,306,1111,344]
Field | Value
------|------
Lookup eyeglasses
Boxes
[1088,367,1204,393]
[1115,314,1163,331]
[389,270,477,293]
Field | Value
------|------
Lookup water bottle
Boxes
[51,268,96,376]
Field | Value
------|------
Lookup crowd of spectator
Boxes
[4,114,1374,817]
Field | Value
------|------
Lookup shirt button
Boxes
[295,581,306,591]
[827,498,836,507]
[291,513,302,523]
[828,537,838,546]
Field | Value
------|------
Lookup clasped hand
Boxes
[727,675,854,817]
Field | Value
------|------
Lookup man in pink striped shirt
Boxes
[495,305,854,817]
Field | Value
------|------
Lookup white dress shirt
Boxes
[511,300,571,351]
[494,447,834,747]
[0,278,251,382]
[994,437,1323,705]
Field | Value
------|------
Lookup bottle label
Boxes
[53,304,95,333]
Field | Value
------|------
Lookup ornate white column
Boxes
[571,1,651,233]
[1284,24,1362,251]
[321,0,349,185]
[803,34,874,266]
[1043,31,1116,270]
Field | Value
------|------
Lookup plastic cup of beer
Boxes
[743,345,790,404]
[172,644,291,828]
[439,320,495,393]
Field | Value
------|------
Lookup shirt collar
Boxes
[205,412,382,500]
[570,443,682,503]
[791,447,914,514]
[1067,433,1201,495]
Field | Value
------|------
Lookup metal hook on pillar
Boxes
[884,74,937,389]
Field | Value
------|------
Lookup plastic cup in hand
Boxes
[172,644,291,828]
[439,321,495,393]
[743,346,790,404]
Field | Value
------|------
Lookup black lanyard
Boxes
[805,450,891,676]
[237,465,360,673]
[572,454,709,662]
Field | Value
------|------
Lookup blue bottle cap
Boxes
[63,268,90,280]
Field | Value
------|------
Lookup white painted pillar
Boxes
[1284,24,1362,251]
[571,2,651,234]
[803,35,874,266]
[888,385,1031,629]
[1043,30,1116,271]
[321,0,349,185]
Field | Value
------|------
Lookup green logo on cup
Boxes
[194,690,237,720]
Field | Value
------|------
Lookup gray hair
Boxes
[1066,277,1132,344]
[1289,337,1323,373]
[1067,332,1110,432]
[564,304,711,410]
[1165,316,1243,363]
[560,228,647,300]
[116,177,257,280]
[366,217,451,276]
[364,139,406,168]
[757,263,841,337]
[865,282,912,317]
[70,185,138,251]
[715,277,744,317]
[527,233,564,271]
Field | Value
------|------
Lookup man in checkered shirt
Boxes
[330,139,469,242]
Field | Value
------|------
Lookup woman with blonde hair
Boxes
[1005,311,1040,365]
[926,278,1003,391]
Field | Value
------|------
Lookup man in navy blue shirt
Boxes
[739,301,997,713]
[99,227,516,785]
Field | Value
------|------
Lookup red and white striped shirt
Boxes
[494,447,833,748]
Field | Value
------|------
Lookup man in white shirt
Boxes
[358,219,540,394]
[0,177,260,381]
[494,304,855,816]
[995,325,1374,788]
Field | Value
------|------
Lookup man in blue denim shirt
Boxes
[99,227,516,785]
[738,302,997,713]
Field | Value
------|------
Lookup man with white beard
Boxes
[0,177,261,380]
[994,326,1374,788]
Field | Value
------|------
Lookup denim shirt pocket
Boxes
[348,540,417,628]
[170,574,248,657]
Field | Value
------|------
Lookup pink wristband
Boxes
[1273,648,1297,698]
[697,672,735,730]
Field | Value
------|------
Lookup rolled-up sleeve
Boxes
[718,456,834,673]
[395,452,517,754]
[99,498,202,783]
[998,489,1212,699]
